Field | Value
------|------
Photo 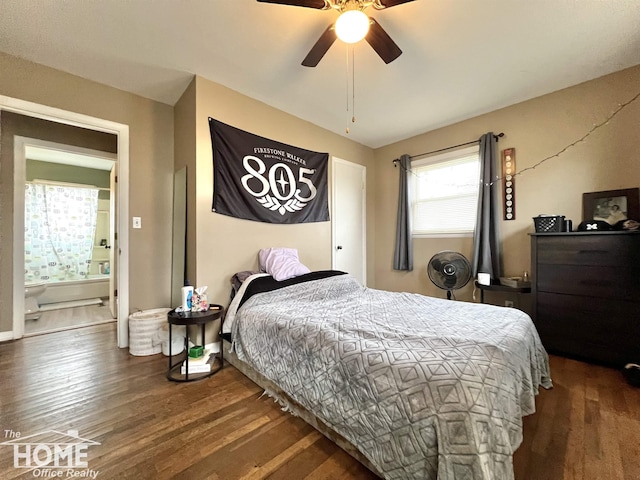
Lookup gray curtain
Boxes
[472,133,502,279]
[393,154,413,271]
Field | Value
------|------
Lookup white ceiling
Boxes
[1,0,639,148]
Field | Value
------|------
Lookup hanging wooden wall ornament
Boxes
[502,148,516,220]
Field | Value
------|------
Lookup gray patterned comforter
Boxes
[228,274,552,480]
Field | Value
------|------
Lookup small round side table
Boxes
[166,304,224,382]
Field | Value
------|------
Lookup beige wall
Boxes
[373,64,640,308]
[27,160,112,200]
[0,52,175,333]
[2,50,637,336]
[183,75,375,312]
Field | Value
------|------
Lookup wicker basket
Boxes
[533,215,565,233]
[129,308,171,356]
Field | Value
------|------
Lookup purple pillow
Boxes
[258,248,311,281]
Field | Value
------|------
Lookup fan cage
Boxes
[427,251,472,299]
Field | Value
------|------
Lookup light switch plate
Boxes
[132,217,142,229]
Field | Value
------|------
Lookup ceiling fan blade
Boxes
[302,25,337,67]
[256,0,328,8]
[374,0,415,8]
[365,18,402,64]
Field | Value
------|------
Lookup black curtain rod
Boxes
[393,132,504,165]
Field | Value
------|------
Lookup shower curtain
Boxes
[25,183,99,283]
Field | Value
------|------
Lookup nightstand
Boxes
[166,304,224,382]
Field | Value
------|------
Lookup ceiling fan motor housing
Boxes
[258,0,413,66]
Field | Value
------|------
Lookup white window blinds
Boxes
[411,146,480,235]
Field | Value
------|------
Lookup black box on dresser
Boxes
[530,231,640,366]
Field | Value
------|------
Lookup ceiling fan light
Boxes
[335,10,370,44]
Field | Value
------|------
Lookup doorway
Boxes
[1,95,130,348]
[331,157,366,285]
[17,137,118,336]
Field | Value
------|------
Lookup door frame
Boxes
[1,95,130,348]
[331,156,366,285]
[15,136,117,328]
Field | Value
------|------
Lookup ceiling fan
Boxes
[257,0,415,67]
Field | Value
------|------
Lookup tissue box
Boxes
[191,292,208,312]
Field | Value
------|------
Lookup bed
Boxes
[223,270,552,480]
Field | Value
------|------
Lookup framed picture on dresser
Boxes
[582,188,640,225]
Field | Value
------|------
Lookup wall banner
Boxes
[209,118,329,224]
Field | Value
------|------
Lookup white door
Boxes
[332,157,366,285]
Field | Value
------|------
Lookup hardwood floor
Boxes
[513,355,640,480]
[0,324,638,479]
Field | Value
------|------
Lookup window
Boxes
[411,145,480,236]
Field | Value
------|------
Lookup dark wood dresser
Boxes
[530,232,640,366]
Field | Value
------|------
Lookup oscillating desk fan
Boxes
[427,251,472,300]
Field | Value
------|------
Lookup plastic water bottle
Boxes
[181,282,194,310]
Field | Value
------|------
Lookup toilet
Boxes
[24,281,47,321]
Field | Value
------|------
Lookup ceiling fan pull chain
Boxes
[352,46,356,124]
[345,45,351,133]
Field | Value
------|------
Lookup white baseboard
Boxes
[0,331,15,342]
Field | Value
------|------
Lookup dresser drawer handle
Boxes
[577,250,608,254]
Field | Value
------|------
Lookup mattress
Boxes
[225,272,552,480]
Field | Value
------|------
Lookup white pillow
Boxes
[258,248,311,281]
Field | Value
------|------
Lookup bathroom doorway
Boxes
[18,137,118,336]
[1,95,131,347]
